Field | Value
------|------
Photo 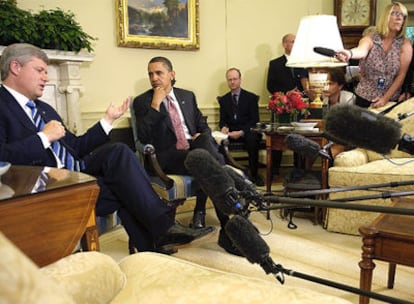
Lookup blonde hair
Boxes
[376,2,408,39]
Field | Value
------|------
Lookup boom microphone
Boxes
[184,149,245,216]
[225,215,285,283]
[313,46,337,57]
[222,166,266,210]
[324,104,404,154]
[284,134,332,161]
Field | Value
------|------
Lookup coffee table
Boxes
[359,198,414,304]
[0,165,99,267]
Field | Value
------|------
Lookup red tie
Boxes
[167,95,189,150]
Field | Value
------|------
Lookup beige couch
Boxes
[0,232,353,304]
[326,99,414,235]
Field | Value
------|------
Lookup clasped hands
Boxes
[221,127,243,140]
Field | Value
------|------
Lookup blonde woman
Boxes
[336,2,413,109]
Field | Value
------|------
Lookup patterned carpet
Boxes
[100,167,414,304]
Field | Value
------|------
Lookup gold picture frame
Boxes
[116,0,200,50]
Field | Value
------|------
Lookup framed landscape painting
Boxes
[116,0,200,50]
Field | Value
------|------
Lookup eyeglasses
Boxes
[391,11,406,18]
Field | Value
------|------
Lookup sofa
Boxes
[0,231,354,304]
[326,98,414,235]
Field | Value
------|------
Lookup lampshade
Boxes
[286,15,347,68]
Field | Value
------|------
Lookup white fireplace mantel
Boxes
[0,46,94,134]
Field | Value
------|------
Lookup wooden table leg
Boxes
[387,263,396,289]
[81,208,100,251]
[359,226,378,304]
[265,145,273,219]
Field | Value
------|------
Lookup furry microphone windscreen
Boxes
[324,104,402,154]
[225,215,269,264]
[184,148,236,215]
[284,134,321,158]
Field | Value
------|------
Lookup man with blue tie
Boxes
[218,68,263,186]
[0,43,213,255]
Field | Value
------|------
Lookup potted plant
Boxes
[0,0,96,52]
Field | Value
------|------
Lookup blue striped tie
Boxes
[26,101,84,171]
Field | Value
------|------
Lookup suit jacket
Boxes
[218,89,259,135]
[267,55,306,94]
[0,86,109,168]
[132,87,211,165]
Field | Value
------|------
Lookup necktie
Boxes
[232,94,238,119]
[26,101,83,171]
[34,171,48,193]
[166,96,189,150]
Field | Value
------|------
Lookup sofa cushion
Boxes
[41,251,126,304]
[112,251,352,304]
[0,232,75,304]
[327,158,414,234]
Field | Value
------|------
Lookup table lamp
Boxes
[286,15,347,109]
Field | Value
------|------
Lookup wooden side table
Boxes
[359,198,414,304]
[264,129,328,192]
[0,165,99,267]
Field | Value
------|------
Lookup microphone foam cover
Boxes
[285,134,320,158]
[324,104,402,155]
[225,215,269,264]
[184,149,235,215]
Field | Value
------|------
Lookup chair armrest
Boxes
[143,144,174,190]
[333,148,369,167]
[220,139,248,173]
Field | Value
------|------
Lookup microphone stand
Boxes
[398,110,414,121]
[261,195,414,216]
[282,179,414,198]
[269,262,413,304]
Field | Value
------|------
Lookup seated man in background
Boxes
[0,43,213,255]
[218,68,263,186]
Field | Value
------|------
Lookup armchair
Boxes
[129,103,245,220]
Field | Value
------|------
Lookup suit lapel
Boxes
[0,87,37,131]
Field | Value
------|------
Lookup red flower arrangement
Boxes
[268,90,310,119]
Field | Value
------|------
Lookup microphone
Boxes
[222,166,266,210]
[324,104,411,155]
[184,149,246,216]
[284,133,332,161]
[225,215,285,283]
[313,47,337,57]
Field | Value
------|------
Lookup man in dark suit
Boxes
[266,33,308,174]
[218,68,263,186]
[267,33,308,94]
[0,43,212,255]
[132,57,241,256]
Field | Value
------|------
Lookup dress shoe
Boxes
[218,228,243,257]
[155,222,214,248]
[189,211,206,229]
[252,175,265,187]
[153,244,178,255]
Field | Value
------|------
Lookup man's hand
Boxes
[221,126,229,134]
[151,86,169,111]
[228,130,243,140]
[104,97,131,124]
[42,120,66,142]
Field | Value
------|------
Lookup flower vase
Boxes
[277,113,292,125]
